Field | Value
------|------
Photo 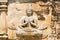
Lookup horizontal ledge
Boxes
[0,35,8,38]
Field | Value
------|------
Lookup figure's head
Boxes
[26,7,33,16]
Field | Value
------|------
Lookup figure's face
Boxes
[26,9,33,16]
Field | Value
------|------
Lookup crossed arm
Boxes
[30,17,37,28]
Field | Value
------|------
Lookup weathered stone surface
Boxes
[0,0,60,40]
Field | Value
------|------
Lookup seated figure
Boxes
[8,6,42,36]
[16,7,42,36]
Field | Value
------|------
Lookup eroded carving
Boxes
[16,7,42,36]
[7,0,57,40]
[8,7,42,40]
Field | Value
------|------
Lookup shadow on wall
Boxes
[8,0,48,3]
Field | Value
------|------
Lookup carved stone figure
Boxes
[16,7,42,35]
[8,7,42,40]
